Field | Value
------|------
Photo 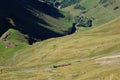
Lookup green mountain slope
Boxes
[61,0,120,27]
[1,17,120,80]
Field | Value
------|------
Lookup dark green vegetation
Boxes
[60,0,80,8]
[74,16,92,27]
[42,0,80,8]
[74,4,86,10]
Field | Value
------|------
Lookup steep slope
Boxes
[1,17,120,80]
[0,0,73,44]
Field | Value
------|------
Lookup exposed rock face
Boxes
[0,32,16,48]
[0,32,10,41]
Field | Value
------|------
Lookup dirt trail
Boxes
[95,54,120,65]
[17,68,52,73]
[95,54,120,60]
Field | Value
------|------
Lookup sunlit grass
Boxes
[1,17,120,80]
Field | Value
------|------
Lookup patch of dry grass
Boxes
[1,17,120,80]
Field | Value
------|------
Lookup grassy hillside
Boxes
[61,0,120,27]
[0,29,28,79]
[1,17,120,80]
[0,0,77,68]
[0,29,29,66]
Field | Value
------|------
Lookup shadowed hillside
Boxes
[0,0,73,44]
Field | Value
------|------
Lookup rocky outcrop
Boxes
[0,32,16,48]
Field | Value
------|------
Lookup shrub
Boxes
[74,16,92,27]
[74,4,86,10]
